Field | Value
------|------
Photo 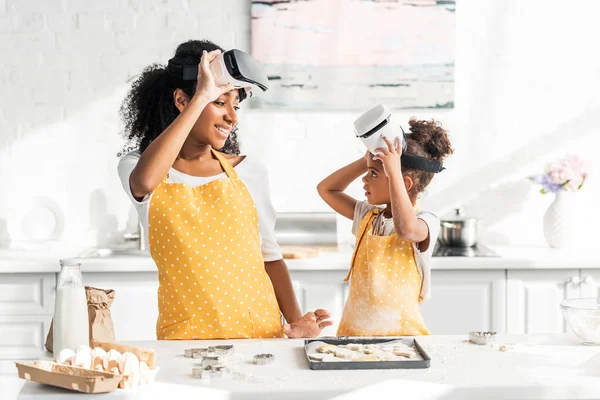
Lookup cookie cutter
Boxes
[201,355,221,367]
[192,365,223,379]
[211,363,226,373]
[185,348,209,358]
[193,348,209,359]
[469,331,497,345]
[191,367,204,378]
[253,353,274,365]
[208,344,234,355]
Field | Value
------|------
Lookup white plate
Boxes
[6,196,65,242]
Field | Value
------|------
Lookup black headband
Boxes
[167,57,198,81]
[400,126,445,173]
[401,153,445,173]
[166,57,247,102]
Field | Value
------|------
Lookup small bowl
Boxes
[560,298,600,345]
[469,331,496,345]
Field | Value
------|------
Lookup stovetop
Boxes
[433,243,500,257]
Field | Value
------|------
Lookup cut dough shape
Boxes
[334,348,359,360]
[308,353,327,361]
[345,343,363,351]
[393,349,417,358]
[317,344,337,354]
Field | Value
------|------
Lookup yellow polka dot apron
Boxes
[148,149,283,340]
[337,209,429,336]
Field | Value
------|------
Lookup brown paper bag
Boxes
[45,286,116,353]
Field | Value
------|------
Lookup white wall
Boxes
[0,0,599,252]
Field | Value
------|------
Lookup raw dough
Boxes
[317,344,338,354]
[306,340,421,363]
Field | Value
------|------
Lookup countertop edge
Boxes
[1,245,599,274]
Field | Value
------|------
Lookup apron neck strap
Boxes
[210,148,238,179]
[344,209,378,282]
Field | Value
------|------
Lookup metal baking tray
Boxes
[304,337,431,370]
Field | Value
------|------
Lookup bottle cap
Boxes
[59,258,82,267]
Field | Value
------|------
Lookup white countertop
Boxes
[1,245,599,274]
[15,333,600,400]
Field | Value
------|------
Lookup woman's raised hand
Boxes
[195,49,235,102]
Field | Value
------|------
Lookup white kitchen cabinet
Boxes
[289,270,348,336]
[85,269,350,339]
[85,270,349,341]
[0,274,55,315]
[506,269,579,334]
[0,274,55,375]
[292,269,508,336]
[84,272,159,342]
[4,264,600,377]
[0,315,52,362]
[419,270,506,334]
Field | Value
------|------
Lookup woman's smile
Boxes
[214,124,231,139]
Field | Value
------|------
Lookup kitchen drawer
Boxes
[0,274,55,315]
[0,315,52,360]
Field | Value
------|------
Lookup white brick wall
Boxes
[0,0,599,251]
[6,0,64,13]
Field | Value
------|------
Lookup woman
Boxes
[118,39,331,339]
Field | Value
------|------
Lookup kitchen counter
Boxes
[15,333,600,400]
[1,244,600,274]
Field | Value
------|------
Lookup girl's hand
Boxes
[373,136,403,178]
[195,50,234,103]
[283,309,333,338]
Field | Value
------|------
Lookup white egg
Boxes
[76,344,92,355]
[72,350,92,369]
[91,347,107,370]
[57,348,75,365]
[91,347,107,358]
[103,349,121,371]
[119,352,140,375]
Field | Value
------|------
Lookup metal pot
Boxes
[438,207,479,247]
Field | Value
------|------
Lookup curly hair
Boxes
[118,40,240,157]
[403,118,454,194]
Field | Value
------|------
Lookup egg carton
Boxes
[91,341,160,389]
[15,342,159,393]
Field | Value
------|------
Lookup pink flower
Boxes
[532,155,591,194]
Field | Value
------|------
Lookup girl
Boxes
[118,40,331,340]
[317,119,453,336]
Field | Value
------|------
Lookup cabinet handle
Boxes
[570,276,581,285]
[583,276,593,285]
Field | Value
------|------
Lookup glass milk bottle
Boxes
[53,258,89,360]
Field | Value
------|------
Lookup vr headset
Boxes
[353,104,445,174]
[167,49,269,102]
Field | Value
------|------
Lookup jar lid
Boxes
[59,258,82,267]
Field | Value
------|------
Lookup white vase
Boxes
[543,191,579,248]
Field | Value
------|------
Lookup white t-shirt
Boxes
[351,200,440,301]
[117,151,283,262]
